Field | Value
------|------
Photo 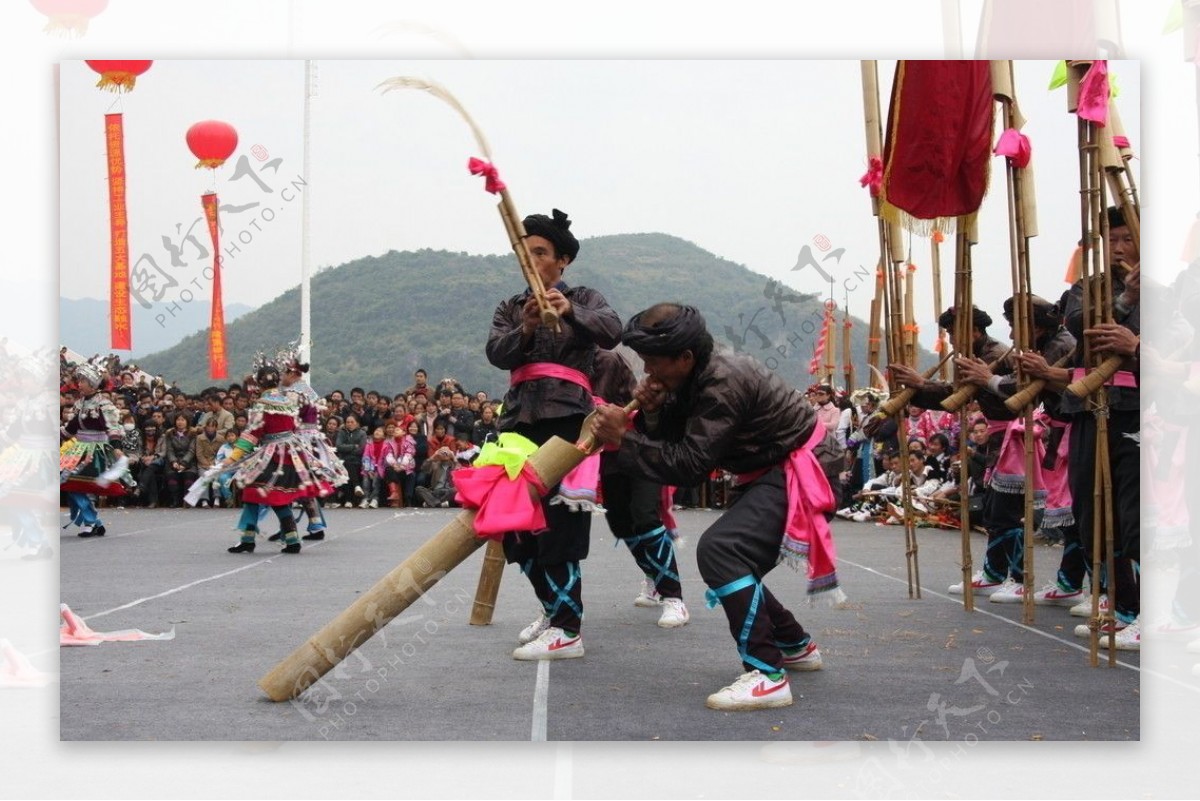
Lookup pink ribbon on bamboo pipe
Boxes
[1076,61,1109,127]
[859,155,883,196]
[467,157,507,194]
[994,128,1032,168]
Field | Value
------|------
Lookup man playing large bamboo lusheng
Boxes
[485,208,622,661]
[590,304,840,711]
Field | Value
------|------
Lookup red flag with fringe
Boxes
[880,61,994,235]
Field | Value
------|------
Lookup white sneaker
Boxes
[326,502,340,509]
[780,639,823,672]
[1103,617,1140,651]
[657,598,690,628]
[988,579,1025,603]
[512,627,583,661]
[1033,583,1084,607]
[368,499,379,509]
[358,499,370,508]
[517,613,550,644]
[850,511,871,523]
[1074,618,1127,638]
[1070,594,1109,618]
[634,578,662,608]
[835,507,855,520]
[948,570,1004,596]
[705,669,793,711]
[354,485,365,498]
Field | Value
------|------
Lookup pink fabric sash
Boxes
[994,127,1032,168]
[510,362,593,394]
[1076,60,1109,126]
[780,424,841,596]
[1069,368,1137,388]
[453,462,549,540]
[1041,420,1074,527]
[989,418,1048,500]
[59,603,175,647]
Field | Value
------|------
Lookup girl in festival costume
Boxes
[221,355,335,555]
[277,349,345,542]
[59,360,128,538]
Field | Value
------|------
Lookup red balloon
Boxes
[186,120,239,170]
[85,59,152,92]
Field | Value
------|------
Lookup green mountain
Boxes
[136,233,911,397]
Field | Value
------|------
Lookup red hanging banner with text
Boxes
[201,193,227,379]
[105,113,131,350]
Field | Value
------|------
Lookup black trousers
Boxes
[601,466,682,599]
[1069,409,1140,620]
[501,415,591,633]
[695,467,809,674]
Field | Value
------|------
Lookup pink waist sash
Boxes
[510,363,593,393]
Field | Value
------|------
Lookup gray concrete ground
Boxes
[54,505,1142,741]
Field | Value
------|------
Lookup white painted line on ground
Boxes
[78,514,400,621]
[839,556,1200,694]
[532,659,550,741]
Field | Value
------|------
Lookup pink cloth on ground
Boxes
[59,603,176,647]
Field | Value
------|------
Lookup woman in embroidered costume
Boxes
[222,354,335,554]
[275,348,346,542]
[59,360,128,538]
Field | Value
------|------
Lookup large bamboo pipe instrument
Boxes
[260,399,638,701]
[992,59,1038,625]
[931,234,950,381]
[378,76,558,331]
[862,59,919,598]
[1068,60,1118,666]
[879,350,956,417]
[953,222,975,612]
[1003,351,1075,412]
[842,290,855,394]
[939,346,1015,412]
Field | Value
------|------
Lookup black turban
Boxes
[1107,205,1126,230]
[523,208,580,263]
[622,304,709,356]
[1002,295,1060,330]
[938,305,992,332]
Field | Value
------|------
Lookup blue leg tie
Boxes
[622,526,680,587]
[545,562,583,620]
[705,575,775,675]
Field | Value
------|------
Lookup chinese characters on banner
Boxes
[105,113,131,350]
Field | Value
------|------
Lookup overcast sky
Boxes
[58,57,1138,356]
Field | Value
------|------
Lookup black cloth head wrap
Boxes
[523,208,580,263]
[621,305,709,356]
[938,305,992,332]
[1107,205,1126,230]
[1003,295,1060,330]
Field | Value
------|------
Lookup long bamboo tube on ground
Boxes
[468,539,507,625]
[258,435,588,701]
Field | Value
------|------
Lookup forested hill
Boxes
[137,232,899,396]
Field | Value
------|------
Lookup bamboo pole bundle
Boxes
[953,224,975,612]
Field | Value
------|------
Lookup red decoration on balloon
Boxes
[31,0,108,37]
[85,59,152,93]
[186,121,239,170]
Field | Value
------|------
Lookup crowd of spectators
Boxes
[59,353,521,510]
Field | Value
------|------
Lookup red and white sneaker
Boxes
[1074,618,1128,638]
[948,571,1004,596]
[1033,583,1084,607]
[634,578,662,608]
[1103,617,1140,651]
[780,640,824,672]
[1070,594,1109,618]
[512,627,584,661]
[988,579,1026,603]
[517,613,550,645]
[705,670,793,711]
